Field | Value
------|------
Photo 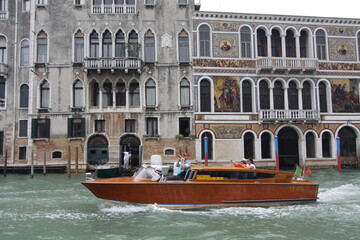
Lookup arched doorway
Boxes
[201,132,213,160]
[87,135,109,165]
[339,127,357,167]
[278,127,299,169]
[120,134,141,167]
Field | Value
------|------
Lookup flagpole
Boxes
[336,136,341,171]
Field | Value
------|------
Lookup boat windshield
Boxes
[133,167,160,181]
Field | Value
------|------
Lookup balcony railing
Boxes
[92,4,136,14]
[84,58,141,73]
[259,110,320,122]
[256,57,318,74]
[0,63,8,79]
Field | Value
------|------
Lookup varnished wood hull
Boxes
[82,178,319,209]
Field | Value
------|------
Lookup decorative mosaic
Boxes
[328,27,356,36]
[193,59,255,68]
[318,62,360,71]
[213,125,243,138]
[193,20,240,32]
[331,78,360,113]
[213,76,240,112]
[213,33,239,58]
[328,38,357,61]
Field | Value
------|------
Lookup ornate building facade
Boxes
[0,0,360,170]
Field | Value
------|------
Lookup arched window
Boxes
[339,127,357,157]
[40,80,50,108]
[316,29,327,60]
[240,26,251,58]
[129,81,140,106]
[274,81,284,109]
[261,132,271,159]
[288,81,298,110]
[20,40,29,66]
[89,30,99,58]
[145,79,156,106]
[144,30,155,63]
[102,30,112,58]
[115,30,125,58]
[300,30,309,58]
[37,31,47,63]
[257,29,267,57]
[306,132,315,158]
[199,24,210,57]
[90,80,99,107]
[319,82,328,112]
[201,132,213,160]
[20,84,29,108]
[302,81,312,110]
[102,81,112,107]
[285,30,296,58]
[322,132,332,158]
[242,80,252,112]
[0,36,6,64]
[180,78,190,106]
[271,29,282,57]
[244,132,254,159]
[74,30,84,62]
[178,29,190,62]
[116,80,126,106]
[73,80,84,108]
[128,30,139,58]
[200,79,211,112]
[259,81,270,109]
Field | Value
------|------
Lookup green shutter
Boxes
[80,118,85,137]
[31,119,37,138]
[67,118,72,138]
[45,118,50,138]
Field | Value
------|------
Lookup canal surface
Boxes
[1,169,359,240]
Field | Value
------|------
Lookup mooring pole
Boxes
[336,137,341,171]
[31,150,34,178]
[43,151,47,176]
[4,150,7,177]
[75,146,79,176]
[67,145,71,178]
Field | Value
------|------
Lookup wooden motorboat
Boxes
[82,166,319,209]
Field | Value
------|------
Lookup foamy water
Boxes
[1,169,359,240]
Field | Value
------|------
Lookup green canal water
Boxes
[1,169,359,240]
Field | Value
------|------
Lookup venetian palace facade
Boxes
[1,0,360,170]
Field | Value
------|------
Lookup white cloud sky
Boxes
[199,0,360,19]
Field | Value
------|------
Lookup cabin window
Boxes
[196,171,275,180]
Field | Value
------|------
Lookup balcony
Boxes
[92,4,136,14]
[256,57,318,74]
[259,110,320,123]
[84,58,141,73]
[0,63,8,79]
[0,10,8,20]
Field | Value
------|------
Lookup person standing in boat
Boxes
[123,151,131,170]
[173,155,183,180]
[178,153,191,179]
[231,159,246,168]
[245,158,256,169]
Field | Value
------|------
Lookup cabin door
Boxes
[278,127,299,169]
[120,134,141,167]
